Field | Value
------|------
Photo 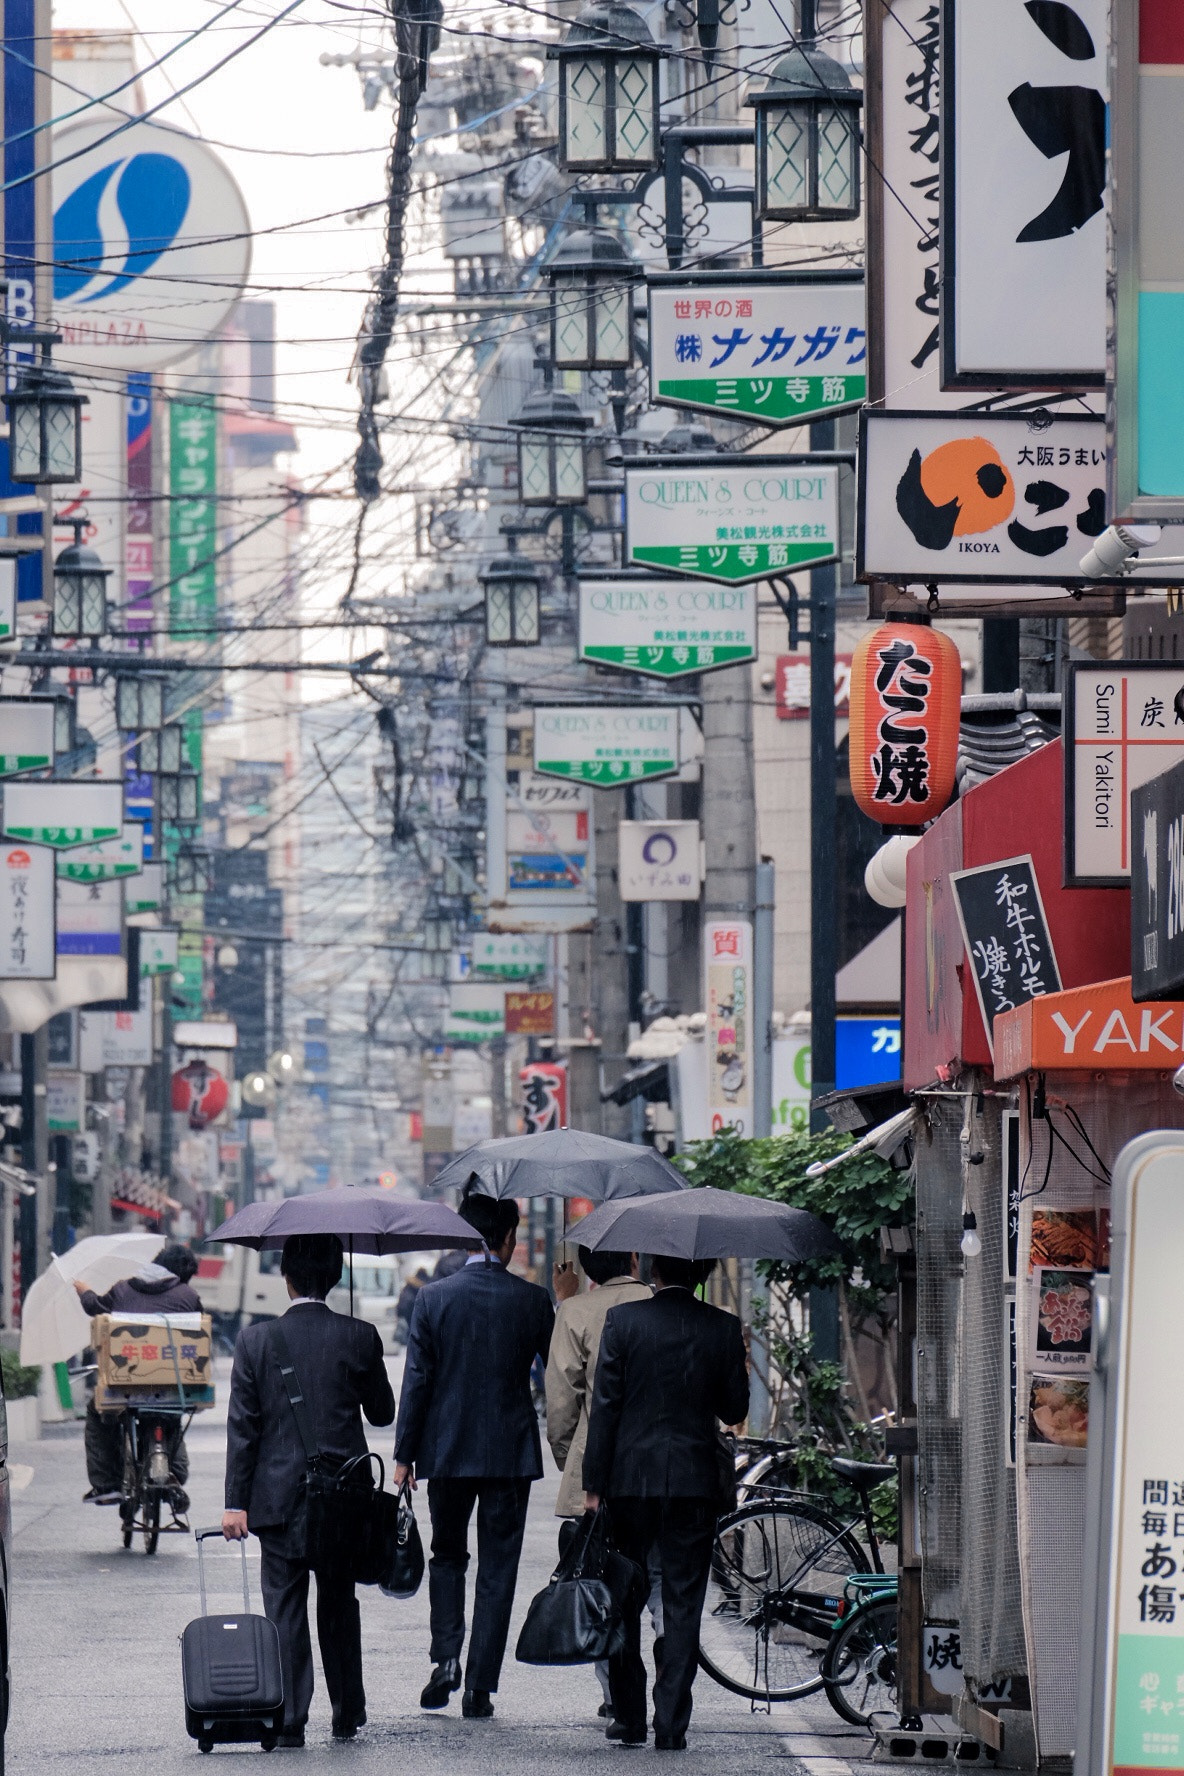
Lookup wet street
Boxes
[4,1359,855,1773]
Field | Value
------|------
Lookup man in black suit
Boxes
[223,1234,395,1748]
[394,1192,554,1721]
[584,1254,749,1750]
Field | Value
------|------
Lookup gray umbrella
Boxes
[209,1189,483,1255]
[430,1129,688,1202]
[571,1186,839,1262]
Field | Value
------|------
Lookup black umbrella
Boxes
[430,1128,688,1203]
[210,1189,482,1255]
[571,1186,839,1262]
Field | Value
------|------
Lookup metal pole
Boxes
[752,859,775,1140]
[809,418,837,1130]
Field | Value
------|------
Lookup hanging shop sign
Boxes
[521,1062,567,1134]
[170,399,218,632]
[0,562,16,642]
[139,928,180,977]
[0,699,54,774]
[940,0,1106,389]
[422,1071,454,1153]
[126,372,154,633]
[533,706,680,786]
[950,855,1062,1054]
[991,976,1184,1078]
[470,933,549,979]
[125,861,164,916]
[578,577,757,678]
[1132,758,1184,1000]
[1064,663,1184,886]
[52,118,251,372]
[848,624,962,823]
[858,411,1116,584]
[495,765,597,932]
[505,990,555,1036]
[56,824,143,883]
[776,654,853,720]
[647,269,866,426]
[704,919,754,1135]
[57,877,123,958]
[618,820,702,901]
[624,458,840,585]
[3,780,123,848]
[46,1070,85,1134]
[0,841,55,979]
[446,984,506,1045]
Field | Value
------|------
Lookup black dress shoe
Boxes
[606,1719,646,1745]
[277,1730,306,1749]
[598,1702,615,1719]
[654,1735,687,1751]
[332,1708,366,1740]
[420,1659,462,1709]
[462,1689,494,1718]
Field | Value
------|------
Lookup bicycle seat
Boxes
[831,1457,897,1488]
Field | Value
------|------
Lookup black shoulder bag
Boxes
[515,1507,630,1665]
[269,1321,399,1587]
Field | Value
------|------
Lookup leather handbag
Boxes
[379,1479,425,1599]
[515,1508,625,1666]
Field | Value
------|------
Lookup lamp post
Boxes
[552,0,661,175]
[546,227,639,371]
[52,521,110,639]
[746,41,861,223]
[4,341,86,484]
[510,387,594,506]
[480,551,544,647]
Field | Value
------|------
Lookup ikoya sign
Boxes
[848,625,962,822]
[578,578,756,678]
[624,459,839,585]
[3,781,123,848]
[533,706,680,786]
[1065,663,1184,885]
[647,271,866,426]
[994,977,1184,1079]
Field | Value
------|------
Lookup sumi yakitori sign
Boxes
[625,459,839,585]
[648,270,865,425]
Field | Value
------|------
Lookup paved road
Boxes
[5,1357,857,1772]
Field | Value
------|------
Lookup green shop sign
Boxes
[624,460,839,586]
[578,579,756,678]
[533,706,680,786]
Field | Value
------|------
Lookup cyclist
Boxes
[75,1242,202,1513]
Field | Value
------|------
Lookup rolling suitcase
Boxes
[182,1528,284,1753]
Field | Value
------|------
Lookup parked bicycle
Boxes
[698,1453,898,1723]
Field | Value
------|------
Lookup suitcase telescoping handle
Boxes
[195,1526,252,1617]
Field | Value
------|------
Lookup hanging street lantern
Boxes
[116,673,166,732]
[848,623,961,827]
[480,553,544,646]
[510,387,594,506]
[52,523,110,638]
[5,345,86,484]
[746,44,862,223]
[546,227,638,371]
[552,0,661,175]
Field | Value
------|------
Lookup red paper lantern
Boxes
[171,1059,229,1130]
[848,623,961,825]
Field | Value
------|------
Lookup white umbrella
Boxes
[19,1232,165,1367]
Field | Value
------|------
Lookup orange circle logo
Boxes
[5,849,30,869]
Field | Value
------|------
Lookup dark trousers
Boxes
[257,1526,363,1734]
[607,1496,717,1743]
[84,1400,188,1492]
[427,1476,531,1692]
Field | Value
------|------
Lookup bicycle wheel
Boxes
[142,1490,160,1556]
[821,1597,898,1727]
[698,1500,870,1702]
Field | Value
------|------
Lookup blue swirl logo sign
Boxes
[51,119,250,371]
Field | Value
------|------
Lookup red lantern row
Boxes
[848,623,961,826]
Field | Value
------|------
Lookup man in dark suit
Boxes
[223,1234,395,1749]
[584,1254,749,1751]
[393,1192,554,1720]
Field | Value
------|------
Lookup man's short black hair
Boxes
[281,1234,344,1299]
[578,1244,632,1286]
[459,1189,519,1250]
[158,1242,198,1285]
[649,1253,716,1292]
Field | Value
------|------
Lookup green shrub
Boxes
[2,1348,40,1400]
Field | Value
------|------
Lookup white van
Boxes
[326,1257,404,1352]
[196,1245,291,1345]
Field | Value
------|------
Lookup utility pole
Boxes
[809,417,838,1130]
[593,791,632,1139]
[701,664,758,936]
[19,1027,47,1285]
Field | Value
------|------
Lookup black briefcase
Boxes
[181,1529,284,1753]
[516,1509,629,1666]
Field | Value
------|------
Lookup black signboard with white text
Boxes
[950,855,1062,1051]
[1131,758,1184,1001]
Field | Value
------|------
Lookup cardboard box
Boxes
[94,1312,213,1394]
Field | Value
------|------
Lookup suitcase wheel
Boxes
[198,1740,213,1755]
[261,1738,276,1752]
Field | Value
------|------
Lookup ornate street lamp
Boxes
[480,553,544,647]
[5,344,86,483]
[116,673,166,732]
[511,388,593,506]
[546,227,638,371]
[52,523,110,638]
[552,0,661,175]
[159,768,200,826]
[747,44,862,222]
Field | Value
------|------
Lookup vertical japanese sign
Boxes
[0,841,54,978]
[126,372,154,635]
[704,919,754,1134]
[941,0,1106,387]
[1065,664,1184,885]
[3,0,46,608]
[520,1062,567,1133]
[949,855,1062,1052]
[169,399,217,631]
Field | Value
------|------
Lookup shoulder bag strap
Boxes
[268,1319,320,1468]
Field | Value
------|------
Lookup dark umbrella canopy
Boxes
[431,1129,688,1203]
[209,1188,483,1256]
[571,1186,839,1262]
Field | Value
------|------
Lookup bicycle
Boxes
[697,1454,897,1707]
[820,1571,899,1727]
[117,1403,193,1556]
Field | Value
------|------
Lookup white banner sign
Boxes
[1065,663,1184,884]
[648,275,866,426]
[858,411,1108,582]
[4,781,123,848]
[46,1071,85,1133]
[0,560,16,641]
[0,700,54,775]
[533,706,681,786]
[704,919,754,1132]
[619,821,702,901]
[57,877,122,958]
[139,927,179,976]
[579,579,756,678]
[445,984,505,1045]
[0,841,55,978]
[125,860,163,915]
[57,824,143,883]
[944,0,1106,386]
[470,933,549,979]
[82,1006,153,1067]
[624,462,840,584]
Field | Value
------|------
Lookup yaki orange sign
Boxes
[994,977,1184,1080]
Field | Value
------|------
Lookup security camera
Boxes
[1080,522,1162,578]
